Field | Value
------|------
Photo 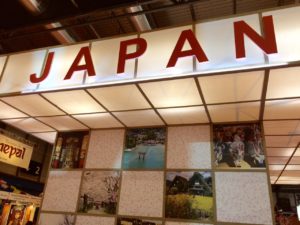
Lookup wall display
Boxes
[213,123,265,169]
[78,170,120,215]
[165,171,213,221]
[51,131,89,169]
[5,205,25,225]
[122,128,166,169]
[40,124,274,225]
[117,217,162,225]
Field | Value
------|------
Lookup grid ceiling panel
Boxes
[263,120,300,135]
[73,113,123,129]
[3,118,54,133]
[264,99,300,120]
[37,116,88,131]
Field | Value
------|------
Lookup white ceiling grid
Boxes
[1,67,300,184]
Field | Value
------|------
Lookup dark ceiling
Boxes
[0,0,297,55]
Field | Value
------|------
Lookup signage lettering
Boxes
[167,29,208,68]
[0,143,26,159]
[117,37,147,74]
[234,15,278,58]
[30,51,55,83]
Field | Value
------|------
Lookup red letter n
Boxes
[234,15,278,59]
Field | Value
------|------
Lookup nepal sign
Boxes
[0,134,33,169]
[0,6,299,94]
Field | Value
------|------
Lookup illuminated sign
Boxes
[0,6,299,94]
[0,134,33,169]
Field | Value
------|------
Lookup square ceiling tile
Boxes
[269,170,281,176]
[281,170,300,178]
[157,106,208,124]
[265,136,300,148]
[267,157,289,165]
[73,113,123,129]
[31,132,57,144]
[139,78,202,107]
[3,118,54,133]
[266,148,294,157]
[113,110,164,127]
[264,99,300,120]
[290,156,300,164]
[0,101,28,119]
[268,165,285,171]
[267,67,300,99]
[263,120,300,135]
[294,148,300,156]
[1,95,65,117]
[88,85,151,111]
[276,180,300,184]
[37,116,88,131]
[285,165,300,170]
[208,102,260,122]
[199,71,264,104]
[42,90,105,114]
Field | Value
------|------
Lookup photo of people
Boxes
[165,171,213,221]
[117,217,162,225]
[213,123,265,168]
[78,171,121,215]
[6,205,25,225]
[122,128,166,169]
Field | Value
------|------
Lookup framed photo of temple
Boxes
[122,127,166,169]
[165,171,213,221]
[213,123,266,169]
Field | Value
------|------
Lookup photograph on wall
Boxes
[51,131,89,169]
[78,170,121,215]
[117,217,162,225]
[213,123,265,169]
[122,127,166,169]
[165,171,213,221]
[39,213,75,225]
[5,205,25,225]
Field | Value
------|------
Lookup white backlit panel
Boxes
[37,116,88,131]
[0,56,6,75]
[137,26,193,78]
[265,136,300,147]
[139,78,202,107]
[86,35,137,84]
[263,120,300,135]
[268,157,289,165]
[88,85,150,111]
[0,101,28,119]
[263,6,300,63]
[158,106,208,124]
[1,95,64,117]
[38,43,89,90]
[208,102,260,122]
[286,165,300,170]
[264,99,300,120]
[3,118,54,133]
[269,165,285,171]
[42,90,105,114]
[31,132,57,144]
[0,50,46,94]
[267,67,300,99]
[73,113,123,128]
[195,14,265,72]
[199,71,264,104]
[113,110,164,127]
[266,148,294,157]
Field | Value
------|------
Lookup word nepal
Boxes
[30,15,277,84]
[0,143,27,159]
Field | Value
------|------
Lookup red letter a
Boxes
[234,15,278,58]
[167,29,208,68]
[64,46,96,80]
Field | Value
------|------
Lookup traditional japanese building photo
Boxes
[0,1,300,225]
